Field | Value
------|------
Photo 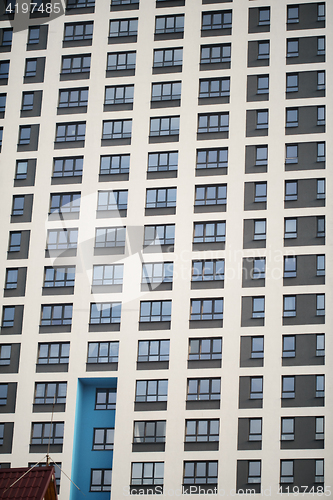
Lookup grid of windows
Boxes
[187,378,220,401]
[185,420,219,442]
[200,44,231,64]
[135,380,168,402]
[95,227,126,248]
[37,343,70,365]
[34,382,67,405]
[87,342,119,364]
[137,340,170,362]
[107,51,136,71]
[64,22,93,41]
[95,388,116,410]
[155,15,184,34]
[31,422,64,445]
[44,266,75,287]
[133,421,166,443]
[109,18,138,38]
[190,299,223,320]
[193,222,225,243]
[90,303,121,324]
[52,157,83,178]
[188,338,222,361]
[105,86,134,106]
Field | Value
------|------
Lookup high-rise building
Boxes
[0,0,331,497]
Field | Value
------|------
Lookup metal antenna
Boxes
[2,455,47,494]
[46,391,57,466]
[48,458,86,497]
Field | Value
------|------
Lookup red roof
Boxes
[0,466,58,500]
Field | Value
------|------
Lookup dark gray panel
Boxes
[27,25,48,51]
[60,71,90,81]
[186,400,220,410]
[245,145,267,174]
[286,106,325,136]
[200,62,230,71]
[281,375,324,408]
[54,140,85,149]
[285,141,325,172]
[141,282,172,292]
[36,363,69,373]
[237,460,261,493]
[134,402,167,411]
[111,2,139,10]
[240,336,263,367]
[247,75,269,102]
[33,403,65,413]
[201,28,231,37]
[104,103,133,112]
[243,220,266,250]
[132,442,165,452]
[284,216,325,247]
[0,383,16,413]
[108,35,137,44]
[48,212,79,221]
[143,244,174,253]
[63,39,92,48]
[96,209,127,218]
[101,138,131,147]
[139,321,171,331]
[45,249,77,258]
[286,71,325,100]
[194,204,226,214]
[282,334,324,367]
[94,247,125,256]
[0,423,13,454]
[203,0,232,3]
[242,258,265,288]
[14,159,36,187]
[23,57,45,84]
[154,32,184,41]
[281,416,324,449]
[285,179,325,209]
[65,6,95,14]
[198,96,229,106]
[4,268,27,298]
[145,207,176,216]
[192,242,225,251]
[246,110,268,137]
[30,444,63,453]
[149,134,179,144]
[147,170,177,180]
[187,359,221,369]
[239,377,262,409]
[10,194,33,223]
[248,41,269,67]
[248,8,270,33]
[287,37,325,65]
[91,285,122,294]
[287,3,325,31]
[191,280,224,290]
[196,131,229,141]
[20,90,42,118]
[39,325,71,334]
[283,255,325,287]
[99,173,129,182]
[17,125,39,153]
[283,294,324,326]
[88,323,120,333]
[189,319,223,329]
[280,459,320,492]
[184,441,218,451]
[152,66,182,75]
[57,105,87,115]
[42,286,74,296]
[237,419,262,451]
[241,297,264,327]
[151,99,180,109]
[106,69,135,78]
[51,175,83,185]
[136,361,169,371]
[244,183,266,211]
[1,306,24,335]
[7,230,30,260]
[0,344,20,374]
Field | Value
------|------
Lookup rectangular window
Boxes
[142,262,173,284]
[61,55,91,74]
[1,307,15,328]
[185,419,219,442]
[200,44,231,64]
[44,266,75,287]
[139,301,171,322]
[131,463,164,487]
[317,71,325,90]
[258,7,270,25]
[95,227,126,248]
[64,22,93,41]
[153,48,182,67]
[282,376,295,398]
[31,422,64,445]
[187,378,220,401]
[317,37,325,55]
[284,257,296,278]
[256,145,268,166]
[92,264,123,286]
[188,338,222,361]
[251,337,264,358]
[202,10,232,30]
[250,377,263,399]
[109,18,138,37]
[25,59,37,77]
[256,110,268,129]
[155,14,184,34]
[52,157,83,178]
[40,304,72,326]
[49,193,81,214]
[144,224,175,246]
[0,345,11,366]
[284,218,297,239]
[316,294,325,316]
[254,183,267,202]
[90,470,112,492]
[0,385,7,405]
[315,417,324,440]
[281,418,294,440]
[316,375,324,397]
[21,92,34,111]
[111,0,138,5]
[12,196,24,215]
[97,190,128,211]
[283,296,296,317]
[34,382,67,405]
[287,6,299,23]
[287,39,298,58]
[18,126,31,145]
[193,221,226,243]
[55,122,86,142]
[148,151,178,172]
[317,216,325,238]
[67,0,95,8]
[315,460,324,483]
[317,106,325,126]
[89,303,121,324]
[107,51,136,71]
[196,148,228,170]
[286,144,298,164]
[146,187,177,208]
[0,424,4,445]
[15,160,28,180]
[192,260,224,281]
[8,232,21,252]
[198,113,229,133]
[151,81,181,101]
[133,421,166,443]
[87,341,119,364]
[93,429,114,450]
[248,461,261,484]
[317,179,325,200]
[135,380,168,402]
[281,461,294,484]
[258,41,269,59]
[183,461,218,486]
[190,299,223,320]
[95,388,116,410]
[285,181,297,201]
[104,85,134,105]
[252,297,265,318]
[138,340,170,362]
[257,75,269,94]
[316,334,325,357]
[252,258,265,279]
[286,73,298,93]
[199,78,230,99]
[249,419,262,441]
[100,154,130,175]
[317,3,325,21]
[149,116,179,137]
[2,28,12,46]
[254,220,266,240]
[282,336,296,358]
[46,228,78,250]
[0,94,6,114]
[0,61,9,79]
[5,269,18,289]
[37,343,70,365]
[58,88,88,108]
[102,119,132,139]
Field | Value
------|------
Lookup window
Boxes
[187,378,220,401]
[144,224,175,246]
[286,74,298,93]
[95,227,126,248]
[318,3,325,21]
[64,22,93,42]
[287,39,298,58]
[15,161,27,179]
[284,257,296,278]
[256,145,268,166]
[196,148,228,170]
[183,461,218,486]
[317,180,325,200]
[5,269,17,289]
[315,460,324,483]
[92,264,123,286]
[317,217,325,238]
[317,37,325,55]
[283,296,296,317]
[282,376,295,398]
[316,375,324,397]
[256,110,268,129]
[34,382,67,405]
[148,151,178,172]
[287,6,299,23]
[282,336,296,358]
[155,14,184,34]
[199,78,230,98]
[0,345,11,366]
[284,218,297,239]
[100,154,130,175]
[131,463,164,487]
[37,343,70,365]
[67,0,95,8]
[24,59,37,77]
[44,266,75,287]
[185,420,219,442]
[254,183,267,202]
[21,92,34,111]
[258,41,269,59]
[153,48,182,68]
[12,196,24,216]
[31,422,64,445]
[317,106,325,126]
[109,18,138,38]
[95,388,116,410]
[0,127,3,148]
[190,299,223,320]
[49,193,80,214]
[200,44,231,64]
[316,294,325,316]
[138,340,170,362]
[252,297,264,318]
[55,122,86,142]
[142,262,173,284]
[317,71,325,91]
[251,337,264,358]
[285,181,297,201]
[111,0,138,5]
[87,342,119,364]
[8,232,21,252]
[146,188,177,208]
[102,119,132,140]
[89,303,121,324]
[286,144,298,164]
[0,424,4,445]
[0,94,6,112]
[107,51,136,71]
[93,428,114,450]
[249,419,262,441]
[254,220,266,240]
[149,116,179,137]
[97,190,128,211]
[188,338,222,361]
[135,380,168,402]
[250,377,263,399]
[281,418,294,440]
[18,126,31,145]
[248,461,261,484]
[1,307,15,328]
[281,461,293,483]
[139,301,171,322]
[46,228,78,250]
[90,470,112,492]
[41,304,72,326]
[134,421,166,443]
[52,157,83,178]
[315,417,324,440]
[151,81,181,101]
[202,10,232,30]
[1,28,12,46]
[256,75,269,94]
[191,260,224,281]
[198,113,229,133]
[61,55,91,74]
[0,385,7,405]
[193,221,226,243]
[0,61,9,79]
[58,88,88,108]
[316,334,325,357]
[104,85,134,105]
[258,7,270,25]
